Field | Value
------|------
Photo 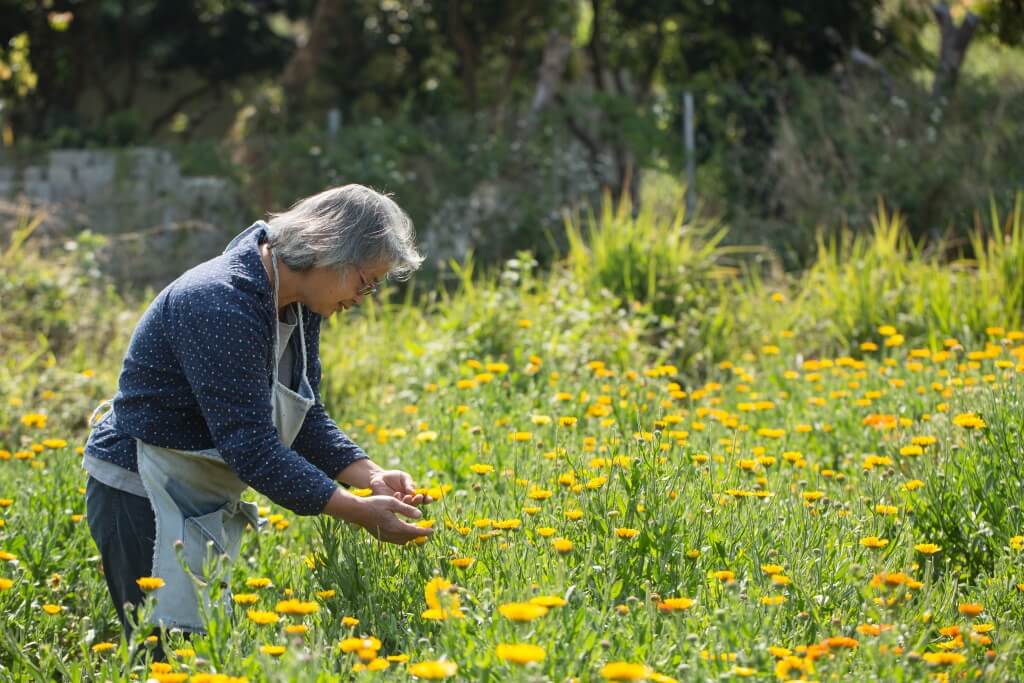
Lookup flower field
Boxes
[5,202,1024,681]
[4,319,1024,681]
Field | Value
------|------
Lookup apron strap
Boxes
[88,398,114,427]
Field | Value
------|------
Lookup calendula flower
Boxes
[859,536,889,549]
[136,576,165,592]
[952,413,986,429]
[470,463,494,475]
[275,599,319,614]
[509,431,533,442]
[552,538,573,553]
[451,557,474,568]
[922,652,966,666]
[915,543,942,554]
[958,603,983,617]
[260,645,286,657]
[91,642,116,653]
[247,610,279,625]
[246,577,272,589]
[657,597,694,611]
[600,662,652,680]
[495,643,545,664]
[498,602,548,621]
[529,595,566,608]
[407,660,458,679]
[42,604,62,615]
[614,528,640,539]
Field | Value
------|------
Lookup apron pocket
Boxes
[183,507,229,577]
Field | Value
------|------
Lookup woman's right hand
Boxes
[324,489,434,545]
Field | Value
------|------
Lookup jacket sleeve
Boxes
[164,283,338,516]
[289,312,369,480]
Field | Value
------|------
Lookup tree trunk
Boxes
[281,0,345,121]
[525,30,573,130]
[932,1,979,100]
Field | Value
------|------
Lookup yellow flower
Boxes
[41,438,67,449]
[710,570,735,582]
[657,597,694,612]
[565,510,584,521]
[246,610,279,625]
[233,593,259,605]
[0,578,12,590]
[136,576,166,592]
[529,595,567,608]
[275,599,319,615]
[284,624,308,634]
[407,660,458,679]
[42,603,62,615]
[498,602,548,621]
[558,416,578,427]
[451,557,475,568]
[259,645,286,657]
[19,413,47,428]
[493,519,521,530]
[958,602,984,617]
[761,564,783,575]
[760,595,786,606]
[509,431,533,442]
[952,413,986,429]
[552,538,573,553]
[416,431,438,442]
[915,543,942,555]
[91,642,116,653]
[495,643,545,664]
[600,662,652,680]
[859,536,889,549]
[245,577,272,589]
[922,652,966,666]
[614,528,640,539]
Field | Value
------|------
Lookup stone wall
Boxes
[0,147,247,289]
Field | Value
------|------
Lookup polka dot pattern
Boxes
[84,224,367,515]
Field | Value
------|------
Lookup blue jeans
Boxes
[85,475,177,660]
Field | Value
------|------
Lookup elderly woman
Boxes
[83,184,432,653]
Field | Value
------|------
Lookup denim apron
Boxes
[88,223,316,632]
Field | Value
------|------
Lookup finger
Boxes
[388,498,423,520]
[401,473,416,494]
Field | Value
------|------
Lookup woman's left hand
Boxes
[368,469,433,506]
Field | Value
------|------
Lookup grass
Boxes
[3,197,1024,679]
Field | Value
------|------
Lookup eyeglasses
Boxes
[355,267,381,297]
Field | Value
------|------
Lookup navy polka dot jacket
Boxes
[84,222,368,515]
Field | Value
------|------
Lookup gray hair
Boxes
[265,184,424,280]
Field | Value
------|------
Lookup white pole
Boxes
[684,91,695,221]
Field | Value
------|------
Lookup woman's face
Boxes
[301,262,390,318]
